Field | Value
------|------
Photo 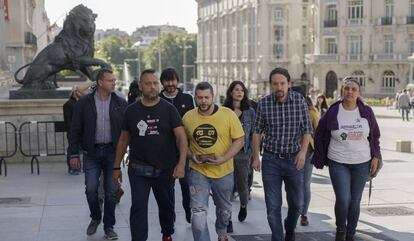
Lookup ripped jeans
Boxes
[188,169,233,241]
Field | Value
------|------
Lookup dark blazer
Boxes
[311,98,381,169]
[160,89,194,118]
[68,90,127,158]
[63,96,77,136]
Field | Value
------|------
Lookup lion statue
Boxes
[14,4,110,89]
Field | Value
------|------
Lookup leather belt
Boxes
[94,142,113,148]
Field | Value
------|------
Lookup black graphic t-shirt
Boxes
[122,99,183,169]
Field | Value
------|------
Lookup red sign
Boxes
[3,0,9,21]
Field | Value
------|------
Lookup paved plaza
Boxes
[1,107,414,241]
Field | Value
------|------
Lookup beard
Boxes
[198,103,213,113]
[275,90,286,99]
[143,91,158,100]
[165,86,177,93]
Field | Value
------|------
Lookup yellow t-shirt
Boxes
[183,106,245,178]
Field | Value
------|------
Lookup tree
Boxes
[142,32,197,88]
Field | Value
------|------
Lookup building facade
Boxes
[131,25,187,48]
[195,0,315,98]
[0,0,51,77]
[306,0,414,98]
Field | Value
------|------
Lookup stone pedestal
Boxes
[396,140,411,153]
[0,99,66,163]
[9,87,72,99]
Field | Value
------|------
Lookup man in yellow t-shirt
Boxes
[183,82,244,241]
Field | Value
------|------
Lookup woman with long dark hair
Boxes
[315,94,329,117]
[223,81,255,232]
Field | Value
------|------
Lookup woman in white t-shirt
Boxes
[311,77,381,241]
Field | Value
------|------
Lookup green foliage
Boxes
[142,32,197,84]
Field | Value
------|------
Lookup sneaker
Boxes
[86,219,100,235]
[285,232,295,241]
[300,215,309,226]
[185,207,191,223]
[227,220,233,233]
[238,206,247,222]
[104,228,118,240]
[346,233,355,241]
[162,235,173,241]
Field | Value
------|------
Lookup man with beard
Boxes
[69,69,127,240]
[112,69,188,241]
[183,82,244,241]
[252,67,312,241]
[159,67,195,223]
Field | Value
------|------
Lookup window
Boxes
[326,38,337,54]
[303,6,308,20]
[382,70,395,88]
[274,8,284,21]
[411,0,414,17]
[352,70,366,87]
[410,34,414,53]
[273,44,284,59]
[348,0,363,19]
[274,25,284,41]
[384,35,393,54]
[327,5,337,21]
[347,35,362,55]
[385,0,394,18]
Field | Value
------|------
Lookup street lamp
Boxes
[134,41,141,78]
[182,44,193,92]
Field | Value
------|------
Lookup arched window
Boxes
[382,70,395,88]
[351,70,365,87]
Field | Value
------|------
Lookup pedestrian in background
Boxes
[312,77,381,241]
[315,94,329,117]
[69,68,127,240]
[398,89,410,121]
[63,83,92,175]
[160,67,195,224]
[300,96,320,226]
[223,80,255,231]
[183,82,244,241]
[252,67,312,241]
[112,69,187,241]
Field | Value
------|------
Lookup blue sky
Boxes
[45,0,198,33]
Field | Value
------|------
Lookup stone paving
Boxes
[0,107,414,241]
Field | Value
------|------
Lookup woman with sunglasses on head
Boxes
[312,77,381,241]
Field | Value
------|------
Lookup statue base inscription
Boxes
[9,87,72,99]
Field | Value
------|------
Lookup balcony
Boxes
[346,18,363,25]
[372,53,410,62]
[305,54,338,64]
[324,20,337,28]
[381,17,393,25]
[324,0,337,4]
[407,16,414,24]
[346,54,363,61]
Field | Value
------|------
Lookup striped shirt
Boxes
[253,90,312,154]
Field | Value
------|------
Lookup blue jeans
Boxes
[83,145,116,230]
[328,159,370,235]
[301,153,313,216]
[128,165,175,241]
[188,169,233,241]
[262,152,303,241]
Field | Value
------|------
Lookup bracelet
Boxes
[113,167,121,170]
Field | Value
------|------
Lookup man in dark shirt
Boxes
[69,69,127,240]
[112,69,187,241]
[159,67,194,223]
[252,67,312,241]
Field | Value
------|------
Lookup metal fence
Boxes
[19,121,67,175]
[0,121,18,177]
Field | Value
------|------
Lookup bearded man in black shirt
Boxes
[112,69,188,241]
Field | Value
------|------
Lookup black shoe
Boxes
[285,232,295,241]
[300,215,309,226]
[185,207,191,224]
[104,227,118,240]
[86,219,100,235]
[238,206,247,222]
[346,233,355,241]
[227,220,233,233]
[335,230,346,241]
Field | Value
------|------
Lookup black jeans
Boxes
[128,164,175,241]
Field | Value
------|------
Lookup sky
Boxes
[44,0,198,34]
